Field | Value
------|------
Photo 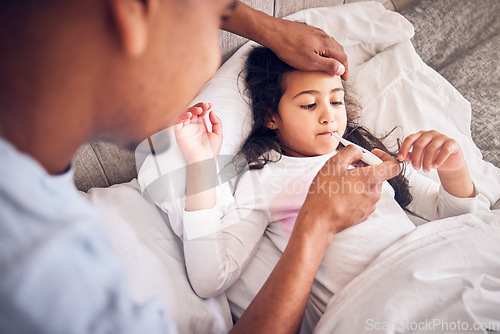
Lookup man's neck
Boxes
[0,108,93,175]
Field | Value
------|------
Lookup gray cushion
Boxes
[400,0,500,168]
[73,141,136,192]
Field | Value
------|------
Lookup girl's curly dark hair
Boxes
[239,46,412,208]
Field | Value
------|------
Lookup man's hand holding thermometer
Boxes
[332,132,383,166]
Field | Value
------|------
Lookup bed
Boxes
[76,0,500,333]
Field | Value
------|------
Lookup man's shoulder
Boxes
[0,138,172,334]
[0,137,104,245]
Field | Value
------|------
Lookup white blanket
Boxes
[315,209,500,334]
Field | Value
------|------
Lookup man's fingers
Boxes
[330,145,363,171]
[316,35,349,79]
[368,149,401,182]
[372,149,395,163]
[369,162,400,183]
[372,148,386,159]
[316,56,346,77]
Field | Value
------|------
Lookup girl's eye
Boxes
[301,103,316,110]
[331,101,344,106]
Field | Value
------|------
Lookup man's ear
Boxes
[109,0,155,57]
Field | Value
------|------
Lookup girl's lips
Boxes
[318,131,337,136]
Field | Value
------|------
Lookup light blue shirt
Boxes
[0,138,174,333]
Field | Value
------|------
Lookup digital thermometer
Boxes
[332,132,383,166]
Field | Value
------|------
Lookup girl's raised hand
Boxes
[174,102,222,164]
[397,130,465,173]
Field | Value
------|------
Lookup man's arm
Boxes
[221,1,349,80]
[231,210,333,334]
[231,146,401,333]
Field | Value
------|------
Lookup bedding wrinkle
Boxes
[314,210,500,333]
[353,41,421,111]
[461,274,500,324]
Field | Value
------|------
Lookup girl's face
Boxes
[268,71,347,158]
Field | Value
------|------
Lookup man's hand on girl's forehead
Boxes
[221,0,239,22]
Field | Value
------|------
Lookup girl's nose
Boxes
[319,106,335,124]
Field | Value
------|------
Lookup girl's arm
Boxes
[397,130,490,221]
[182,172,269,298]
[174,103,222,211]
[398,130,475,198]
[175,103,268,298]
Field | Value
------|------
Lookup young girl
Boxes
[174,46,489,331]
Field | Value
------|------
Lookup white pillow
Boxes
[80,180,232,334]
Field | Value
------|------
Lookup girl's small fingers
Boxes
[403,151,412,163]
[209,111,222,135]
[200,115,209,132]
[204,102,213,111]
[199,103,211,117]
[194,114,205,123]
[406,144,422,169]
[433,148,451,169]
[422,140,444,172]
[409,149,423,169]
[186,103,211,119]
[409,134,434,169]
[398,132,422,161]
[433,141,458,168]
[186,106,203,115]
[173,122,183,132]
[422,149,438,172]
[177,111,193,123]
[194,102,211,117]
[415,150,425,171]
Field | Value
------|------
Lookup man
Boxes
[0,1,398,333]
